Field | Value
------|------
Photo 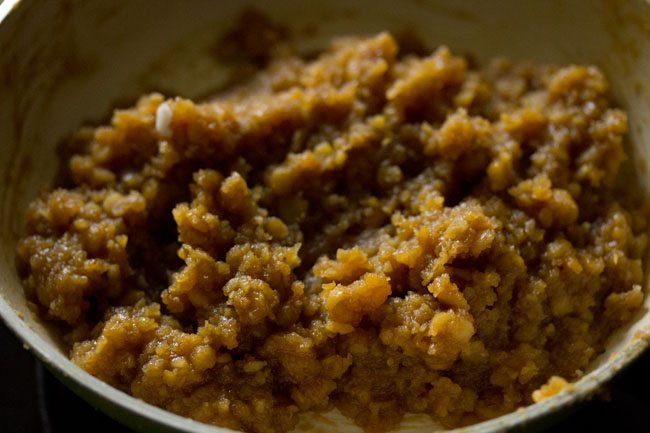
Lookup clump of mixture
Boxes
[16,28,648,433]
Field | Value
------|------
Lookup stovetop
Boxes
[1,322,649,433]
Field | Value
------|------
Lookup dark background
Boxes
[0,321,648,433]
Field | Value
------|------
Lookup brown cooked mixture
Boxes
[16,30,648,433]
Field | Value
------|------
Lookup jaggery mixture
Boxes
[16,28,648,433]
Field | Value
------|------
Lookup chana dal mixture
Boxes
[16,24,649,433]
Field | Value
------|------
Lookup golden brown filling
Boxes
[16,29,647,433]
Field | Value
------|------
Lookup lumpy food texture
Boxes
[17,28,647,433]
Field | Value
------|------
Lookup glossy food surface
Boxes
[16,27,647,433]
